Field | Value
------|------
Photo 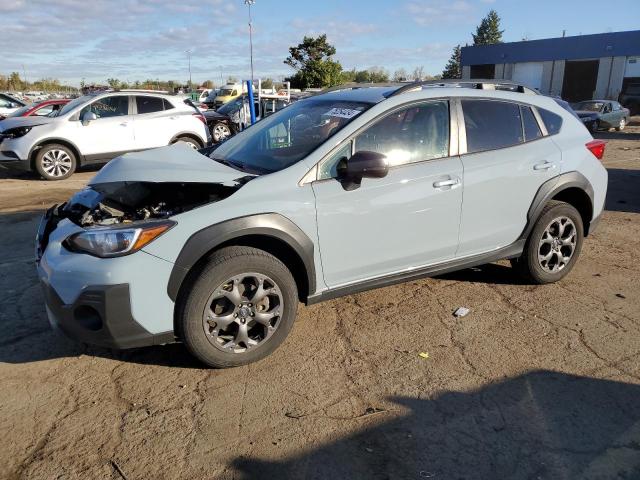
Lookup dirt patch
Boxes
[1,123,639,479]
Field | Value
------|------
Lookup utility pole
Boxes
[186,49,192,90]
[245,0,255,82]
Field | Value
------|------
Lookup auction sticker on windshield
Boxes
[324,107,363,119]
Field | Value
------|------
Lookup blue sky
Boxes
[2,0,640,86]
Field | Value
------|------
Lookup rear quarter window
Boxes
[538,108,563,135]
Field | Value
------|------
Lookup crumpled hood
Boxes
[0,115,55,131]
[90,143,251,185]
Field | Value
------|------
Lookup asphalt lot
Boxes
[1,123,639,480]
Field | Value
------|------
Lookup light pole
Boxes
[186,49,192,90]
[244,0,255,82]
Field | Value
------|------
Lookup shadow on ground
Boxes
[232,370,640,479]
[605,168,640,214]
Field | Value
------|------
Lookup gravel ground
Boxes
[1,122,639,480]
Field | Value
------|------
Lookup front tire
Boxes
[512,201,584,284]
[179,246,298,368]
[35,144,77,181]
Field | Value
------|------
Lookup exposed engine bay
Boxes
[61,180,246,227]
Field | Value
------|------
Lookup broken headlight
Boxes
[63,220,175,258]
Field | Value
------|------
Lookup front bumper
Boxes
[36,208,178,348]
[41,281,175,349]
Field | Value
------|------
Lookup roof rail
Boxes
[114,88,170,94]
[387,79,539,97]
[318,82,401,95]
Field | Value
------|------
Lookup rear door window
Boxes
[136,96,165,114]
[462,100,523,153]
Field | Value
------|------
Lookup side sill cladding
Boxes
[166,213,316,302]
[520,171,594,240]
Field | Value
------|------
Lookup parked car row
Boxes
[0,90,210,180]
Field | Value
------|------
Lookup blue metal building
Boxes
[460,30,640,102]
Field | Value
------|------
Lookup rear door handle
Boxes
[534,161,555,171]
[433,178,460,189]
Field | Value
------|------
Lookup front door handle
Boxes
[433,178,460,189]
[120,122,129,126]
[533,161,556,171]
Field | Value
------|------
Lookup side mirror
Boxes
[336,150,388,190]
[81,111,97,125]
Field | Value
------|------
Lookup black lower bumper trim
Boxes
[42,282,175,349]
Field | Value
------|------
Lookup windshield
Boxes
[57,95,95,116]
[220,88,234,96]
[210,98,372,174]
[576,101,604,112]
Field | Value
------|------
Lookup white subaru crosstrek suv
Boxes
[0,90,211,180]
[36,80,608,368]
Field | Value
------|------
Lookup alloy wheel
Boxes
[202,272,283,353]
[538,216,577,273]
[213,124,231,142]
[41,149,72,178]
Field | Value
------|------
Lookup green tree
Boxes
[441,45,462,79]
[354,70,370,83]
[106,78,121,89]
[368,67,389,83]
[284,34,343,88]
[201,80,214,89]
[473,10,503,45]
[261,78,274,89]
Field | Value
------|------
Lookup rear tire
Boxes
[178,246,298,368]
[511,201,584,284]
[173,136,201,150]
[34,144,77,181]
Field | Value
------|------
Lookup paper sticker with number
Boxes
[324,107,363,119]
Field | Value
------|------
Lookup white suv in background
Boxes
[0,90,211,180]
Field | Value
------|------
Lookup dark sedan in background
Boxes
[573,100,629,132]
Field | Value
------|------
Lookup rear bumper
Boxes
[41,281,175,349]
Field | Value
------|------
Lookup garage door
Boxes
[512,62,544,90]
[625,57,640,78]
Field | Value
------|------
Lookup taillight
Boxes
[193,113,206,124]
[586,140,606,160]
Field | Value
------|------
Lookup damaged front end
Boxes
[63,181,241,227]
[36,180,246,261]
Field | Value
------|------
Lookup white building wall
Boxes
[512,62,544,90]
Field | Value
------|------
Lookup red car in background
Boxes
[0,99,70,121]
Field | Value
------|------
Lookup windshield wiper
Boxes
[211,156,245,171]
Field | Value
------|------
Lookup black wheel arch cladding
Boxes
[521,171,595,240]
[167,213,316,303]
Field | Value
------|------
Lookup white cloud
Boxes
[404,1,475,26]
